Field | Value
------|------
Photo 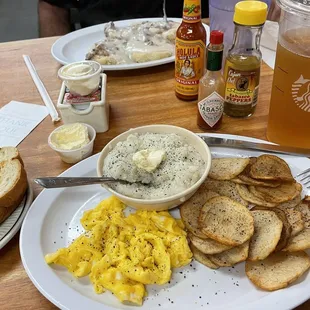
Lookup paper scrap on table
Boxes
[0,101,49,147]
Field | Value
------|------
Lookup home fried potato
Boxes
[203,179,248,207]
[180,187,219,239]
[249,154,294,182]
[236,184,277,207]
[208,241,249,267]
[189,243,219,269]
[250,182,302,204]
[245,251,310,291]
[208,158,250,181]
[199,196,254,246]
[189,233,233,255]
[248,210,283,261]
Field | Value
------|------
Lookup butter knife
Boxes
[200,136,310,157]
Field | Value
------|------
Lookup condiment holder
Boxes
[57,61,109,133]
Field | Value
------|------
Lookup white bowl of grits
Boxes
[97,125,211,211]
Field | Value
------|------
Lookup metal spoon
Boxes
[34,177,139,189]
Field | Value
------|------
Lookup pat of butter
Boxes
[50,123,90,150]
[132,149,166,172]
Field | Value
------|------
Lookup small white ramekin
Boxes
[58,61,102,96]
[48,123,96,164]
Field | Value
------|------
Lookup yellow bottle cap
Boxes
[234,1,268,26]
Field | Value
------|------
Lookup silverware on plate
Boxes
[35,177,120,188]
[295,168,310,189]
[201,136,310,157]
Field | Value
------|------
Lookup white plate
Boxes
[51,18,210,71]
[20,133,310,310]
[0,183,33,250]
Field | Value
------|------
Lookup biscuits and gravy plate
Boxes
[51,18,210,71]
[20,133,310,310]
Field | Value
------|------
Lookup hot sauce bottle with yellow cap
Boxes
[197,30,225,130]
[175,0,206,101]
[223,1,267,118]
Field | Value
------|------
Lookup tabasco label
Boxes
[183,0,201,22]
[175,38,205,96]
[198,92,224,127]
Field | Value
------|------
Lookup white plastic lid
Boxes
[58,61,101,81]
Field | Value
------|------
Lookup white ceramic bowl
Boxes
[48,123,96,164]
[97,125,211,211]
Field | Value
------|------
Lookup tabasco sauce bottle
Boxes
[197,30,225,130]
[175,0,206,101]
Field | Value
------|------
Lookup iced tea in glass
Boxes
[267,0,310,148]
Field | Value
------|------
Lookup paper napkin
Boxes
[0,101,49,147]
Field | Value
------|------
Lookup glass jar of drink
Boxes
[267,0,310,148]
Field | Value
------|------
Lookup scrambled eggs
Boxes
[45,196,192,305]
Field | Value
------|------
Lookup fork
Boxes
[295,168,310,189]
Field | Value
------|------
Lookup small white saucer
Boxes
[0,183,33,249]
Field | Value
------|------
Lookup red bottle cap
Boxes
[210,30,224,44]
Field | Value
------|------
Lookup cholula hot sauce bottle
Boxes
[175,0,206,101]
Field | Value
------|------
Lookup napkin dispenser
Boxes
[57,73,109,133]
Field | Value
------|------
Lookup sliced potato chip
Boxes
[189,233,233,255]
[295,202,310,229]
[250,183,302,204]
[238,157,281,187]
[190,243,219,269]
[284,200,310,252]
[248,210,283,261]
[199,196,254,246]
[236,184,277,207]
[180,186,219,239]
[277,194,302,210]
[283,209,304,237]
[249,154,294,182]
[284,229,310,252]
[208,241,249,267]
[272,208,292,251]
[208,157,250,181]
[203,179,248,207]
[251,207,291,252]
[231,177,248,185]
[238,174,281,187]
[246,251,310,291]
